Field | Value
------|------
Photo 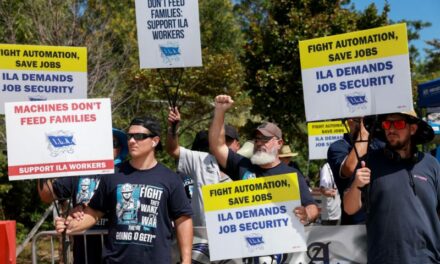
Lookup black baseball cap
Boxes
[129,116,162,150]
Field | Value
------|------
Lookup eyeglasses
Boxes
[254,135,274,143]
[127,133,156,141]
[381,120,407,130]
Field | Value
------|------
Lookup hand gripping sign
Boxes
[202,174,307,261]
[299,23,413,121]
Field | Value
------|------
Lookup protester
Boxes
[55,116,193,264]
[166,107,240,227]
[326,117,384,224]
[279,145,298,164]
[279,144,306,180]
[209,95,318,220]
[209,95,318,263]
[319,162,341,225]
[344,111,440,263]
[38,128,128,264]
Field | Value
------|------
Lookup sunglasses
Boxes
[381,119,407,130]
[254,135,274,143]
[127,133,156,141]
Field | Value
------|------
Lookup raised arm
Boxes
[174,215,193,264]
[209,95,234,168]
[166,107,181,159]
[343,161,370,215]
[341,118,370,178]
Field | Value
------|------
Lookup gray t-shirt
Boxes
[178,147,231,226]
[319,163,341,220]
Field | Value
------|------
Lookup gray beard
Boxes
[250,151,276,165]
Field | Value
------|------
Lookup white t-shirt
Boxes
[178,147,231,226]
[319,163,341,220]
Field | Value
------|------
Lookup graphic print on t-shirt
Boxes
[115,183,164,245]
[76,177,99,204]
[116,183,141,224]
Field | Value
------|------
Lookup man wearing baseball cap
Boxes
[344,111,440,263]
[55,116,193,264]
[209,95,318,262]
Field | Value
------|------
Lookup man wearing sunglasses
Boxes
[209,95,319,263]
[344,111,440,264]
[55,116,193,264]
[38,127,128,264]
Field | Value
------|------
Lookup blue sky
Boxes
[350,0,439,60]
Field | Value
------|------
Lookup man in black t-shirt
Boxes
[209,95,318,263]
[344,111,440,264]
[209,95,318,224]
[55,116,193,264]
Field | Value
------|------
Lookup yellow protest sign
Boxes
[0,44,87,72]
[299,23,413,121]
[202,173,299,211]
[299,23,408,69]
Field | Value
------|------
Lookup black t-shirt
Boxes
[88,161,193,264]
[224,150,315,207]
[365,150,440,264]
[53,176,108,264]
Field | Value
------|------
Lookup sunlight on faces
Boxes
[383,114,418,149]
[127,125,156,158]
[250,135,281,165]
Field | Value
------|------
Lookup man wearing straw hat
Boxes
[344,111,440,264]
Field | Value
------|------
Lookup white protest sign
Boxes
[171,225,367,264]
[0,44,87,114]
[299,23,412,121]
[5,98,114,181]
[202,174,306,261]
[135,0,202,68]
[308,120,348,160]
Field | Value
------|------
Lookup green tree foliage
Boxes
[0,0,247,239]
[234,0,391,180]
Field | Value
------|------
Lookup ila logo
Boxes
[345,92,367,113]
[46,130,76,157]
[159,43,181,65]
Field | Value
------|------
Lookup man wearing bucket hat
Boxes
[38,127,128,264]
[344,111,440,264]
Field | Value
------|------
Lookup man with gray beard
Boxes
[209,95,318,263]
[209,95,317,219]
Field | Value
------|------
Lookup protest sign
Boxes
[135,0,202,68]
[0,44,87,114]
[5,98,114,181]
[202,174,306,261]
[308,120,348,160]
[171,225,367,264]
[299,23,412,121]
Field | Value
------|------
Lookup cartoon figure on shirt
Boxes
[116,183,141,224]
[242,170,256,180]
[76,178,99,204]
